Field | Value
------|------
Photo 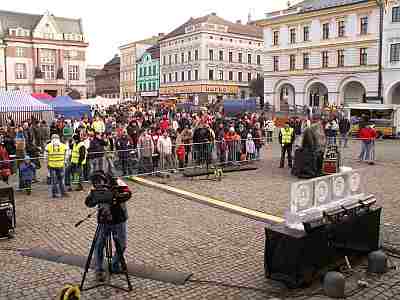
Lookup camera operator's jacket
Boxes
[85,190,128,225]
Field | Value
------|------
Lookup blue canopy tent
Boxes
[0,91,54,125]
[48,96,91,119]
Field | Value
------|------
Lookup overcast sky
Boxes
[2,0,289,65]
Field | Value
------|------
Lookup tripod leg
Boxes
[113,234,133,291]
[106,234,113,277]
[80,225,101,290]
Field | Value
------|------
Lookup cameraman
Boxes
[85,172,128,282]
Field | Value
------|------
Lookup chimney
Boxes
[158,33,165,37]
[211,12,217,16]
[236,20,242,24]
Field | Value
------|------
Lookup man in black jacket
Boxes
[85,174,129,282]
[88,132,107,174]
[339,117,351,148]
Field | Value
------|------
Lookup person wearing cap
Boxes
[70,134,87,191]
[19,156,35,195]
[279,121,295,168]
[45,134,68,198]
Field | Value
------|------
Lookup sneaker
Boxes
[95,271,106,282]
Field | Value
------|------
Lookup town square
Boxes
[0,0,400,299]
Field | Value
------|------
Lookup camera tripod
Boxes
[77,215,133,293]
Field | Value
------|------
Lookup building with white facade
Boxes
[0,10,88,98]
[256,0,381,111]
[383,0,400,104]
[159,13,263,105]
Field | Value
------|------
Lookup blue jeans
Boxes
[359,141,371,161]
[339,133,348,147]
[90,157,104,175]
[95,222,127,273]
[49,168,65,196]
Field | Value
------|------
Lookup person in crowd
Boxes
[325,117,339,145]
[137,128,154,173]
[87,131,107,173]
[104,133,115,174]
[246,133,256,161]
[265,120,275,144]
[253,122,264,159]
[279,121,295,168]
[339,117,351,148]
[70,134,87,191]
[116,130,132,176]
[39,121,50,151]
[157,130,173,170]
[181,124,193,166]
[359,123,376,164]
[175,128,186,169]
[19,156,35,195]
[45,134,68,198]
[0,142,11,184]
[63,120,74,143]
[92,116,105,134]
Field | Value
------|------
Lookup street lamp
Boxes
[376,0,386,104]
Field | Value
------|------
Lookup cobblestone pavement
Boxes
[0,140,400,299]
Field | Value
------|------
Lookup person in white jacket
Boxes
[157,131,173,170]
[246,133,256,160]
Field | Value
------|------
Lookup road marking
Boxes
[129,176,285,225]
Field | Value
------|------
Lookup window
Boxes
[163,74,166,83]
[257,55,261,65]
[273,31,279,45]
[338,20,345,37]
[153,65,156,75]
[152,82,156,90]
[139,67,143,77]
[209,69,214,80]
[323,23,330,40]
[337,49,344,67]
[168,73,172,82]
[238,72,242,82]
[218,70,224,80]
[68,65,79,80]
[174,54,178,64]
[41,64,55,80]
[238,53,242,63]
[144,67,147,76]
[303,53,310,69]
[16,47,24,57]
[163,56,166,65]
[229,52,233,62]
[195,69,199,80]
[188,51,192,61]
[273,56,279,72]
[290,28,296,44]
[257,72,261,79]
[15,63,26,79]
[209,49,214,61]
[148,66,152,76]
[219,50,223,61]
[175,72,178,81]
[360,17,368,35]
[360,48,367,65]
[303,26,310,41]
[248,53,252,64]
[188,70,192,81]
[247,73,252,82]
[289,54,296,70]
[195,49,199,61]
[41,49,56,63]
[390,43,400,62]
[169,55,172,65]
[229,71,233,81]
[393,7,400,22]
[181,71,185,81]
[322,51,329,68]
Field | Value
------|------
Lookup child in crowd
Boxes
[246,133,256,161]
[19,156,35,195]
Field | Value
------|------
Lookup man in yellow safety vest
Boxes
[70,134,87,191]
[45,134,69,198]
[279,122,295,168]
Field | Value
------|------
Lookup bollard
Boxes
[323,271,345,298]
[368,250,387,274]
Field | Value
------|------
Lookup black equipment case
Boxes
[0,187,15,238]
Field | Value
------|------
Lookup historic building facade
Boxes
[137,44,160,101]
[95,55,120,98]
[256,0,381,111]
[119,36,160,99]
[383,0,400,104]
[159,13,263,105]
[0,10,88,97]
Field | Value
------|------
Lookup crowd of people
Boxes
[0,100,379,197]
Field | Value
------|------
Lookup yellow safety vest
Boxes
[71,142,87,165]
[281,128,294,145]
[47,143,67,168]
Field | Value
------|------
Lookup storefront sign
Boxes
[141,91,158,97]
[160,84,239,95]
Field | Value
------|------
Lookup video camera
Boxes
[89,171,132,223]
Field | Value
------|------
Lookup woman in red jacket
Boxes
[358,124,376,163]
